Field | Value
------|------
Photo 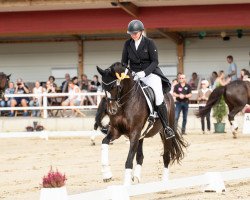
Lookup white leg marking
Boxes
[124,169,132,186]
[101,144,112,180]
[162,168,169,183]
[133,164,142,183]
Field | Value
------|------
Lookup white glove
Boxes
[134,71,146,81]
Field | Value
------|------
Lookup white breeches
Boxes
[140,73,164,106]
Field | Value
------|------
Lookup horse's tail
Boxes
[94,97,108,130]
[165,93,188,164]
[196,86,225,118]
[169,129,189,164]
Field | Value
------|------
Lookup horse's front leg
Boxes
[133,139,144,183]
[124,134,140,186]
[101,133,112,182]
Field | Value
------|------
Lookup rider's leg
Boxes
[140,74,175,139]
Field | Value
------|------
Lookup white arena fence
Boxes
[0,92,201,119]
[0,92,105,118]
[67,168,250,200]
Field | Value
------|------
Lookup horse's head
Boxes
[0,73,11,91]
[97,62,133,115]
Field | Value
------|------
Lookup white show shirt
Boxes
[135,36,142,50]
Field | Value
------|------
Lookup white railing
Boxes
[0,92,105,118]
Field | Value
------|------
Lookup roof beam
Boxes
[156,29,183,44]
[111,1,139,17]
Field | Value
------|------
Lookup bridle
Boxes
[102,75,140,110]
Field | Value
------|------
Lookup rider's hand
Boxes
[134,71,146,81]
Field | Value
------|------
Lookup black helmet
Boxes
[127,20,144,34]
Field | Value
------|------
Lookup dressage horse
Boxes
[0,72,11,98]
[197,80,250,138]
[97,62,187,185]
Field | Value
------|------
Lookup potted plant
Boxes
[213,96,227,133]
[40,166,68,200]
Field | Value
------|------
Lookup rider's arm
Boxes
[144,39,159,76]
[121,41,129,66]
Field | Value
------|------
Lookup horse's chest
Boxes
[111,116,130,134]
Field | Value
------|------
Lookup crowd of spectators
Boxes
[0,73,101,117]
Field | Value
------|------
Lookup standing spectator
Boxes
[227,55,237,81]
[29,81,44,117]
[61,73,70,93]
[188,72,199,90]
[197,80,212,134]
[210,71,218,88]
[0,82,15,116]
[214,70,230,87]
[173,74,192,134]
[10,78,30,117]
[61,79,81,117]
[170,78,178,102]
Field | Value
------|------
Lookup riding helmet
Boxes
[127,20,144,34]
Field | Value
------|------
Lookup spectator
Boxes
[170,79,178,100]
[10,78,30,117]
[214,70,230,87]
[45,80,56,93]
[240,68,250,81]
[48,76,57,88]
[0,82,15,116]
[80,74,90,91]
[89,75,101,92]
[72,76,79,86]
[61,80,81,117]
[29,81,45,117]
[61,73,70,93]
[188,72,199,90]
[197,80,212,134]
[173,74,192,135]
[209,71,218,87]
[79,74,95,105]
[227,55,237,81]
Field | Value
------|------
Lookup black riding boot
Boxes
[157,102,175,140]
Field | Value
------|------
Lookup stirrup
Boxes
[164,126,175,140]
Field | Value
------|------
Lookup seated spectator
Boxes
[61,73,70,93]
[0,82,15,116]
[197,80,212,134]
[29,81,45,117]
[48,75,57,88]
[72,76,79,86]
[188,72,199,90]
[240,68,250,81]
[79,74,95,105]
[10,78,30,117]
[46,80,56,93]
[89,75,101,105]
[61,79,81,117]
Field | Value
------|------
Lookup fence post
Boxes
[43,92,48,119]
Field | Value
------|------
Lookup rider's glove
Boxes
[134,71,146,81]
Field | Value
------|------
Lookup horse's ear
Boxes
[7,74,11,79]
[96,66,105,76]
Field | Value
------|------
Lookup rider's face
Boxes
[130,32,141,41]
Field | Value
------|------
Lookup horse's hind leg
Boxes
[228,106,245,139]
[133,139,144,183]
[160,131,171,182]
[101,133,112,182]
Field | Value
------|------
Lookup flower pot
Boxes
[214,123,226,133]
[40,186,68,200]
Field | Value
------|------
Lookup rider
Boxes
[121,19,175,139]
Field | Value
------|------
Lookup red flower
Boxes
[41,166,67,188]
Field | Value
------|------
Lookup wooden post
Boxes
[77,40,84,78]
[177,42,184,73]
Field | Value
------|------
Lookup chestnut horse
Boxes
[197,80,250,138]
[97,62,187,185]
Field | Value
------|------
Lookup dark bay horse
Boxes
[97,62,187,185]
[197,80,250,138]
[0,72,11,98]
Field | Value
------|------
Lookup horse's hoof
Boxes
[232,132,237,139]
[91,142,95,146]
[103,177,112,182]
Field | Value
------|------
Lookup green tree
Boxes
[213,96,227,123]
